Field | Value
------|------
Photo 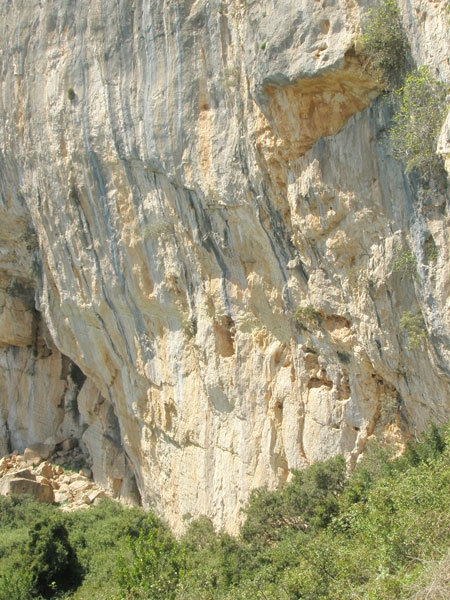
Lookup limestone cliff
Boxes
[0,0,449,532]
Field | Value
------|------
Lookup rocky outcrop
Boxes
[0,452,114,508]
[0,467,55,503]
[0,0,449,532]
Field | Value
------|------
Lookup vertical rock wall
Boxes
[0,0,449,531]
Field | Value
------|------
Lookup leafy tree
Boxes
[180,517,246,598]
[26,516,83,598]
[66,500,147,599]
[241,455,346,544]
[361,0,410,90]
[117,513,185,600]
[338,442,396,511]
[402,422,446,466]
[285,455,346,530]
[390,67,448,181]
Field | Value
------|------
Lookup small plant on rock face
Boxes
[400,310,427,350]
[427,246,439,261]
[294,305,319,330]
[425,235,439,262]
[181,318,196,340]
[360,0,410,90]
[393,248,417,278]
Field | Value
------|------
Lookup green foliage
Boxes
[393,248,417,277]
[360,2,448,183]
[400,310,427,349]
[0,496,55,600]
[0,568,35,600]
[241,456,346,544]
[293,305,319,330]
[401,422,446,467]
[181,517,244,598]
[0,507,82,600]
[0,498,147,600]
[390,67,448,181]
[338,442,397,511]
[67,500,147,599]
[0,493,55,528]
[285,456,347,530]
[360,0,410,90]
[117,513,185,600]
[26,517,82,598]
[2,426,450,600]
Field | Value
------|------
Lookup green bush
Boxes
[361,0,410,90]
[393,248,417,278]
[67,500,147,599]
[241,455,346,545]
[181,517,245,597]
[401,422,446,467]
[0,496,56,600]
[0,498,147,600]
[26,517,83,598]
[390,67,448,181]
[400,310,427,349]
[0,568,35,600]
[117,513,185,600]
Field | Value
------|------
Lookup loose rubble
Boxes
[0,439,112,510]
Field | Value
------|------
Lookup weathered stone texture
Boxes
[0,0,449,531]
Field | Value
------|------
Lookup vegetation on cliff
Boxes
[360,0,410,90]
[390,68,448,182]
[361,0,449,183]
[1,423,450,599]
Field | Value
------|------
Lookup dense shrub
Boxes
[390,67,448,182]
[360,2,448,184]
[361,0,410,90]
[67,500,147,599]
[400,310,427,350]
[26,517,83,598]
[180,517,245,598]
[241,455,346,545]
[117,513,185,600]
[0,498,147,600]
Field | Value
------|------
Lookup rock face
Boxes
[0,0,449,532]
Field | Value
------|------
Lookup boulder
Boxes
[9,468,35,480]
[24,443,56,463]
[35,461,54,479]
[0,475,54,503]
